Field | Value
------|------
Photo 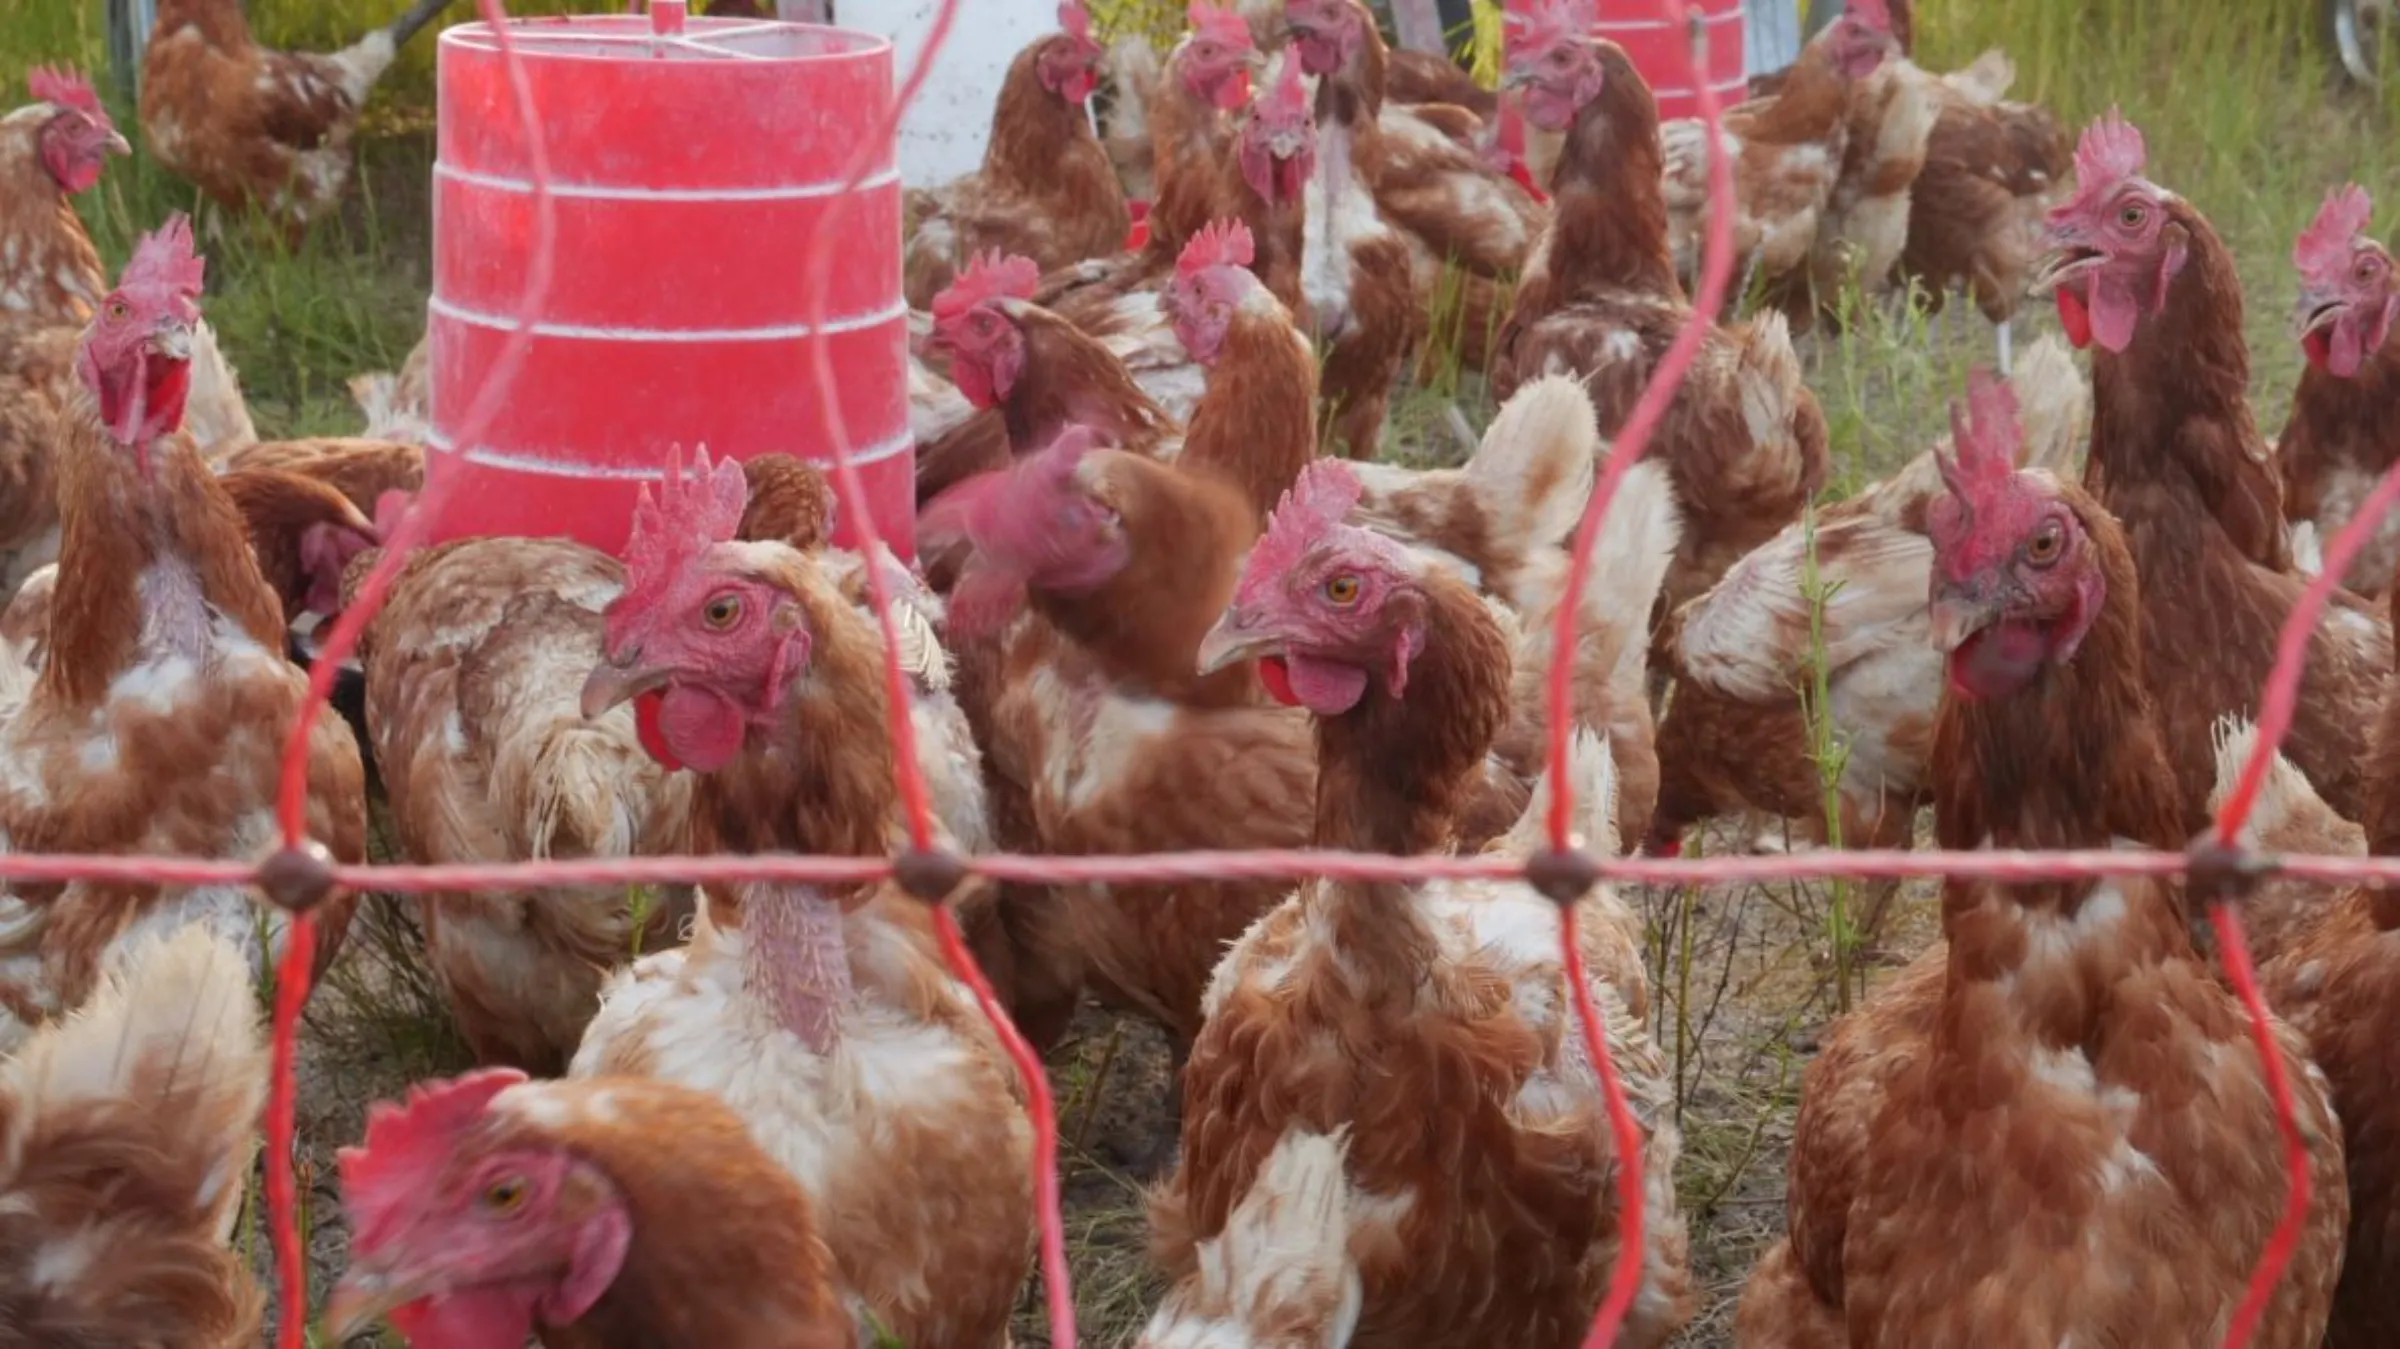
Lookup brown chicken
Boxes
[1,67,126,335]
[2031,112,2391,828]
[1136,1127,1362,1346]
[1660,0,1898,301]
[1647,335,2088,884]
[2279,183,2400,598]
[0,68,131,604]
[140,0,454,230]
[0,926,269,1347]
[0,217,362,1052]
[1037,6,1264,425]
[574,450,1036,1348]
[1284,0,1548,285]
[327,1069,850,1348]
[1891,49,2073,347]
[903,2,1129,312]
[1736,372,2347,1348]
[1157,456,1690,1348]
[2216,714,2400,1349]
[1492,23,1829,633]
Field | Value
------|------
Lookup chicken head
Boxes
[1179,0,1260,112]
[1040,2,1105,105]
[29,65,129,194]
[2294,183,2398,379]
[2030,110,2189,354]
[1925,370,2107,702]
[917,423,1129,636]
[1167,217,1268,364]
[926,249,1041,410]
[1237,50,1316,207]
[1502,0,1604,133]
[326,1068,635,1349]
[1819,0,1899,80]
[1284,0,1368,77]
[1195,457,1429,714]
[77,213,204,455]
[581,446,814,773]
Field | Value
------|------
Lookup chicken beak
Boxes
[580,661,669,719]
[321,1263,440,1341]
[2027,243,2100,298]
[103,128,130,156]
[1195,608,1279,675]
[1927,587,2007,654]
[148,320,193,362]
[1501,68,1537,92]
[2293,289,2348,342]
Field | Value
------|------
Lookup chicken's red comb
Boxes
[1059,0,1093,43]
[338,1067,529,1246]
[1847,0,1893,33]
[620,444,748,606]
[1936,369,2021,500]
[1237,457,1364,606]
[1178,218,1256,278]
[930,250,1041,328]
[2297,184,2374,287]
[28,65,109,126]
[1257,43,1312,122]
[1505,0,1595,57]
[2073,109,2146,196]
[1188,0,1253,47]
[120,213,206,302]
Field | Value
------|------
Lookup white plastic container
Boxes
[831,0,1061,187]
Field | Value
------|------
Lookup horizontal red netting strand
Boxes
[17,2,2346,1347]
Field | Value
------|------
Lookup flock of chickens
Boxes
[5,0,2400,1344]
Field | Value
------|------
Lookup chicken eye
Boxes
[2117,202,2147,231]
[105,299,128,321]
[481,1178,529,1214]
[1324,574,1361,605]
[704,594,743,629]
[2025,521,2065,567]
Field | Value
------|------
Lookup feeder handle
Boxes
[651,0,687,37]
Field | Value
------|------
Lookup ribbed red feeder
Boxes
[1497,0,1747,189]
[1595,0,1745,122]
[428,3,913,558]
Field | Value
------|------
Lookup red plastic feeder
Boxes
[1497,0,1747,187]
[1596,0,1745,123]
[427,3,913,558]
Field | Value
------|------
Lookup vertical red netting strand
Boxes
[263,3,558,1344]
[793,0,1076,1343]
[2204,457,2400,1347]
[1538,3,1737,1343]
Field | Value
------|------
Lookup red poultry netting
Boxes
[25,0,2378,1345]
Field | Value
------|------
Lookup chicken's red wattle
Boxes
[2055,286,2093,349]
[1256,655,1301,707]
[634,689,685,771]
[2304,327,2332,370]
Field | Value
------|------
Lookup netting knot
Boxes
[2186,838,2274,910]
[893,848,971,905]
[256,842,339,914]
[1526,847,1601,908]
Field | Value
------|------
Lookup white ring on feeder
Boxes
[425,427,917,477]
[1594,9,1746,31]
[426,295,909,342]
[434,162,901,202]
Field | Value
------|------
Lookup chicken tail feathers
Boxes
[0,925,269,1343]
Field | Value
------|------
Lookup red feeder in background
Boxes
[427,3,914,558]
[1496,0,1746,190]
